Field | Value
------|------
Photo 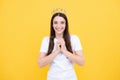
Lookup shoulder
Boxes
[70,34,80,40]
[42,36,50,42]
[70,34,81,44]
[43,36,49,39]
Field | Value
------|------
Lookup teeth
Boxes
[56,28,62,31]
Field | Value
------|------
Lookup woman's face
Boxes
[53,16,66,35]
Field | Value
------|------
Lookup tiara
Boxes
[52,8,66,15]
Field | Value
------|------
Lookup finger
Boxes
[57,41,61,44]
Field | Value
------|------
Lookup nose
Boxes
[56,23,61,28]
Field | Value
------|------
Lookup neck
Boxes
[55,33,63,39]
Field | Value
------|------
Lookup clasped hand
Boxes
[56,38,67,53]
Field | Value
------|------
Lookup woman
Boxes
[38,11,85,80]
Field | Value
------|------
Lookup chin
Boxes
[56,32,63,34]
[55,31,64,34]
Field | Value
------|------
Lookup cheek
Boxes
[62,24,66,29]
[53,24,55,26]
[62,21,66,27]
[53,23,56,27]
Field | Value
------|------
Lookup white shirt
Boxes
[40,35,83,80]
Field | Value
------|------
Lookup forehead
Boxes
[53,16,65,22]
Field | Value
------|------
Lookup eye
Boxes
[61,21,65,24]
[53,21,58,24]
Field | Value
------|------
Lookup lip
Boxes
[55,28,63,31]
[56,29,62,31]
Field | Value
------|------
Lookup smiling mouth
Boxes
[56,28,63,31]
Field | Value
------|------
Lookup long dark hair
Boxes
[47,12,73,55]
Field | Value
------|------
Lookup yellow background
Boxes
[0,0,120,80]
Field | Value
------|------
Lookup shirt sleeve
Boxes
[73,35,83,51]
[39,37,49,53]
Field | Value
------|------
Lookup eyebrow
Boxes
[53,20,65,22]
